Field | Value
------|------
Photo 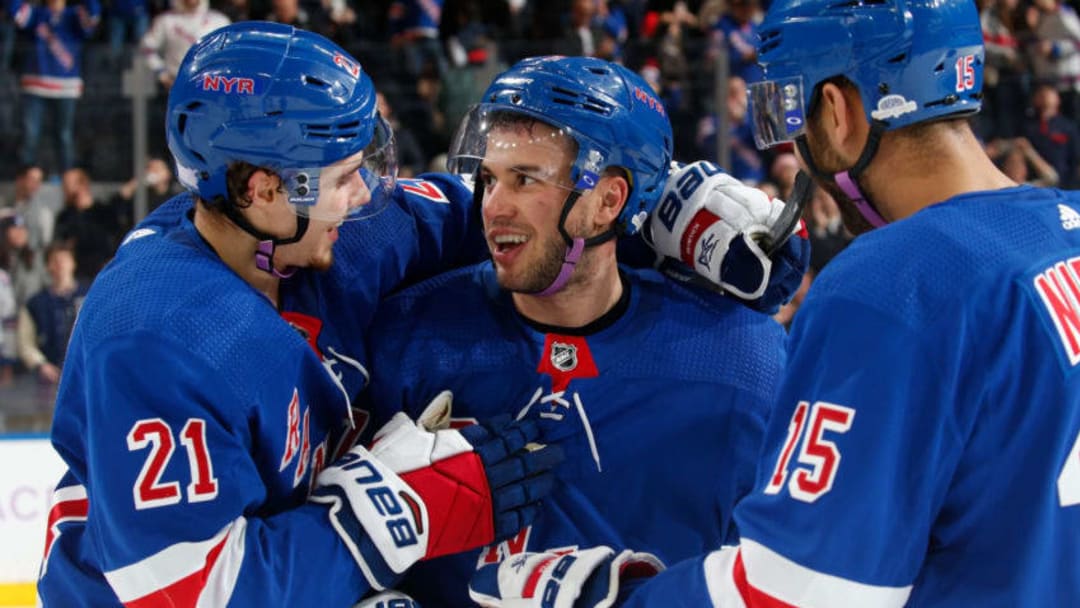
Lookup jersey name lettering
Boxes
[1033,256,1080,366]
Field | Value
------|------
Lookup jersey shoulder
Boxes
[619,266,788,395]
[79,217,301,396]
[812,186,1080,328]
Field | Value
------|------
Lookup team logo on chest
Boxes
[550,341,579,372]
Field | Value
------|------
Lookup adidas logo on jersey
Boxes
[1060,204,1080,231]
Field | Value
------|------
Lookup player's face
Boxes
[478,123,591,293]
[276,151,370,271]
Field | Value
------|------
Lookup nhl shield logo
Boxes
[550,342,578,372]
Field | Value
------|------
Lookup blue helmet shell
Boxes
[166,21,378,203]
[757,0,984,132]
[478,56,674,236]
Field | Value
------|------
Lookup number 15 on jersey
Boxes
[765,401,855,503]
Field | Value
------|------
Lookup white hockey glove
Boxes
[311,391,563,590]
[353,590,421,608]
[469,546,664,608]
[649,161,809,306]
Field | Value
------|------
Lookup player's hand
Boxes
[469,546,664,608]
[649,161,810,314]
[311,391,563,590]
[353,590,421,608]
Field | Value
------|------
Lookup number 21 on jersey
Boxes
[765,401,855,503]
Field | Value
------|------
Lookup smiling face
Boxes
[478,120,590,293]
[275,150,371,271]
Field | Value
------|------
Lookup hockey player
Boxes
[37,23,564,606]
[471,0,1080,605]
[364,56,793,608]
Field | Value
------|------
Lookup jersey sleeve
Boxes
[717,295,968,606]
[54,330,376,606]
[339,174,485,301]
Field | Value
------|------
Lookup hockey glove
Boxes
[311,391,563,590]
[649,161,810,313]
[469,546,664,608]
[353,590,421,608]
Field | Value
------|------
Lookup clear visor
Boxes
[749,76,809,150]
[281,115,398,222]
[448,105,602,194]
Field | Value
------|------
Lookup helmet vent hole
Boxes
[267,110,284,116]
[888,53,907,64]
[587,67,608,75]
[177,114,188,134]
[304,75,328,88]
[192,150,206,163]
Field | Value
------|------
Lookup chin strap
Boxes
[217,195,309,278]
[531,190,619,297]
[796,120,889,228]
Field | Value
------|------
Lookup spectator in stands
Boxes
[17,240,85,386]
[108,156,183,227]
[9,164,54,253]
[388,0,447,78]
[1026,0,1080,120]
[376,91,428,178]
[644,0,701,159]
[105,0,151,67]
[559,0,606,57]
[989,136,1061,186]
[0,212,46,311]
[804,188,851,273]
[594,0,630,62]
[696,75,765,185]
[980,0,1028,140]
[138,0,229,91]
[54,168,123,282]
[263,0,333,40]
[708,0,762,84]
[10,0,100,174]
[0,244,14,386]
[768,151,799,200]
[1024,83,1080,188]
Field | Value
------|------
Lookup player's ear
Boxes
[594,173,629,227]
[818,82,868,165]
[246,170,279,207]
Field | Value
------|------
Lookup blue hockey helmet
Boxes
[748,0,984,149]
[448,56,673,236]
[166,21,396,221]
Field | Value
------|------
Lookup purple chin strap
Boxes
[834,170,887,228]
[534,237,585,297]
[255,240,297,279]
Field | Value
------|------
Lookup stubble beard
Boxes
[803,129,878,237]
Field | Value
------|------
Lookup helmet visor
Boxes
[749,75,809,149]
[449,104,600,193]
[282,115,398,222]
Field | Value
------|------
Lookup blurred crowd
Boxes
[1,0,1080,416]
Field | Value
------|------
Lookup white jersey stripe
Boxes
[103,518,245,604]
[738,538,912,608]
[703,547,747,608]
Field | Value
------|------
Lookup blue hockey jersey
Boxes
[365,262,786,607]
[621,185,1080,607]
[38,175,484,607]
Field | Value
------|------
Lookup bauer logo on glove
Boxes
[649,161,809,308]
